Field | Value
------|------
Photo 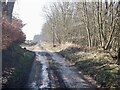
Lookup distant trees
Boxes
[42,2,75,45]
[33,34,41,43]
[41,0,120,58]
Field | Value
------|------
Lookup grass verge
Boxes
[59,46,119,88]
[2,44,35,88]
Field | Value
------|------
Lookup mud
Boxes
[26,44,97,89]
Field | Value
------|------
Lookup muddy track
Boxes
[42,45,97,88]
[48,58,67,88]
[39,46,67,88]
[27,45,67,89]
[26,44,98,89]
[40,50,67,88]
[41,46,67,88]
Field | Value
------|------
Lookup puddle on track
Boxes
[39,56,50,88]
[29,52,50,89]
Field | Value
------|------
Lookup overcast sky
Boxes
[13,0,54,40]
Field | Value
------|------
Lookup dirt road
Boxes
[26,44,97,89]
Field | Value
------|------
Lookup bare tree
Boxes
[41,0,120,58]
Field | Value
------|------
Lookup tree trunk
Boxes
[52,25,55,47]
[2,1,7,15]
[83,1,91,48]
[97,1,102,47]
[117,1,120,65]
[92,2,96,47]
[6,0,15,21]
[104,17,116,50]
[117,47,120,65]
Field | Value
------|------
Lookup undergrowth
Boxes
[2,43,35,88]
[59,46,119,88]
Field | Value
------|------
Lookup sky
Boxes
[13,0,53,40]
